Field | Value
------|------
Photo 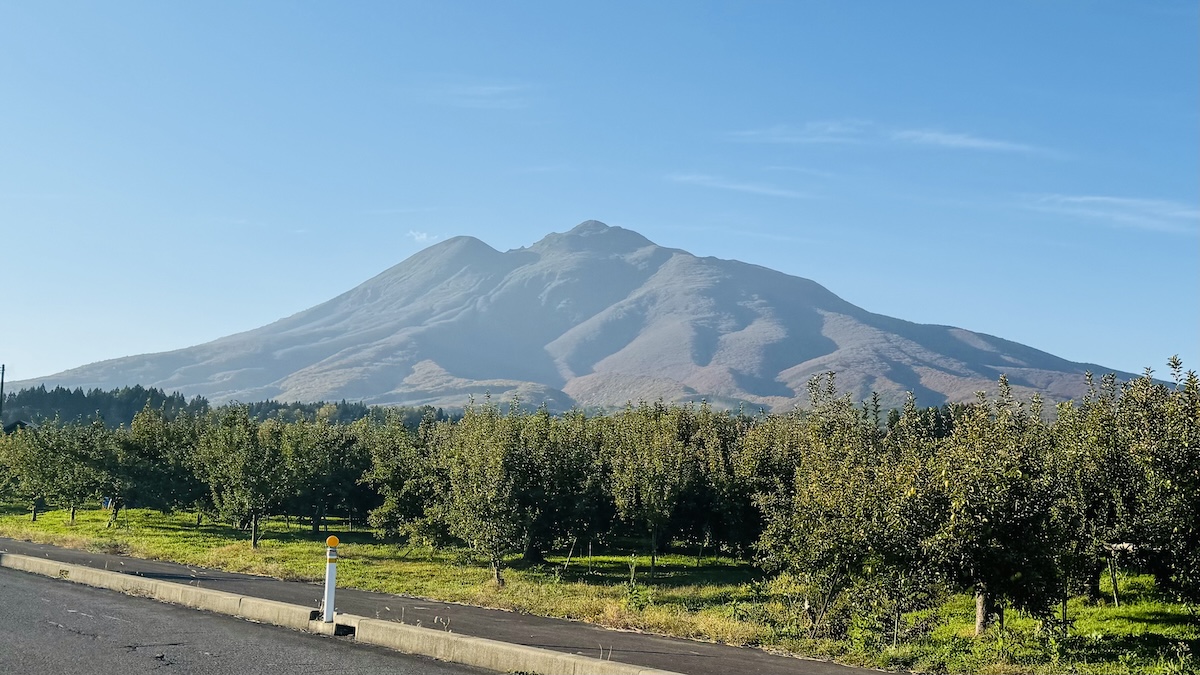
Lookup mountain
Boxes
[14,221,1135,411]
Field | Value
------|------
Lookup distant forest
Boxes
[0,384,451,429]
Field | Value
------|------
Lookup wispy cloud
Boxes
[731,120,1055,156]
[892,129,1045,154]
[763,165,839,179]
[666,173,807,199]
[1026,195,1200,235]
[407,230,438,243]
[729,121,869,145]
[421,83,535,110]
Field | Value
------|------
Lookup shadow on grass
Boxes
[511,555,760,597]
[1066,632,1200,663]
[261,528,379,546]
[1087,608,1200,628]
[0,499,48,518]
[131,516,381,548]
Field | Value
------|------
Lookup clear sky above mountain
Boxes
[2,1,1196,383]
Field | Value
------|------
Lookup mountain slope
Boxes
[15,221,1133,411]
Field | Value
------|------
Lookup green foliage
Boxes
[1,357,1197,672]
[1122,359,1200,604]
[359,409,448,544]
[511,406,610,562]
[101,405,208,521]
[441,398,528,585]
[0,425,60,516]
[0,384,206,427]
[607,401,697,575]
[1,383,450,429]
[756,379,944,640]
[281,416,372,532]
[931,378,1064,631]
[194,406,287,547]
[0,419,110,521]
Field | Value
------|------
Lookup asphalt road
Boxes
[2,535,883,672]
[1,537,875,675]
[0,566,487,675]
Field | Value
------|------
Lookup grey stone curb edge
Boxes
[0,553,682,675]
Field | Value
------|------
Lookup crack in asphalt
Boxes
[125,644,187,669]
[124,642,188,652]
[46,621,98,639]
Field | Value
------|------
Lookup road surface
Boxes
[0,566,487,675]
[1,536,875,675]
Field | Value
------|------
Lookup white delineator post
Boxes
[323,535,339,623]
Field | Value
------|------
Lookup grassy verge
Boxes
[0,505,1195,674]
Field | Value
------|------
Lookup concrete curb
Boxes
[0,553,683,675]
[347,614,676,675]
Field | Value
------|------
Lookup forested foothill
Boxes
[0,383,453,428]
[1,360,1196,674]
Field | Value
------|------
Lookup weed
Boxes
[624,582,653,612]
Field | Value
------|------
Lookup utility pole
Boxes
[0,363,6,424]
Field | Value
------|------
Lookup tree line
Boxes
[0,359,1196,642]
[1,384,208,428]
[0,383,450,428]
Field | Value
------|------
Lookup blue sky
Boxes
[2,1,1196,385]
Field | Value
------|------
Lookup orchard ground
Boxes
[0,504,1195,675]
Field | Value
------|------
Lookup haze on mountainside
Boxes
[16,221,1135,412]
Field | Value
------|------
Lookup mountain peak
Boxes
[435,234,496,252]
[568,220,613,234]
[410,234,500,265]
[533,221,655,255]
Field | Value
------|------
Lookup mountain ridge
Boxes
[14,221,1135,411]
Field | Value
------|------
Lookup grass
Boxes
[1,504,1196,674]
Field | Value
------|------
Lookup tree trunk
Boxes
[31,501,39,522]
[1061,588,1069,639]
[522,538,546,565]
[107,500,122,529]
[311,505,323,534]
[491,557,505,587]
[893,607,901,648]
[812,571,843,637]
[70,506,77,524]
[974,586,993,636]
[1108,556,1121,607]
[196,511,203,528]
[251,513,260,549]
[650,529,658,579]
[1086,559,1104,603]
